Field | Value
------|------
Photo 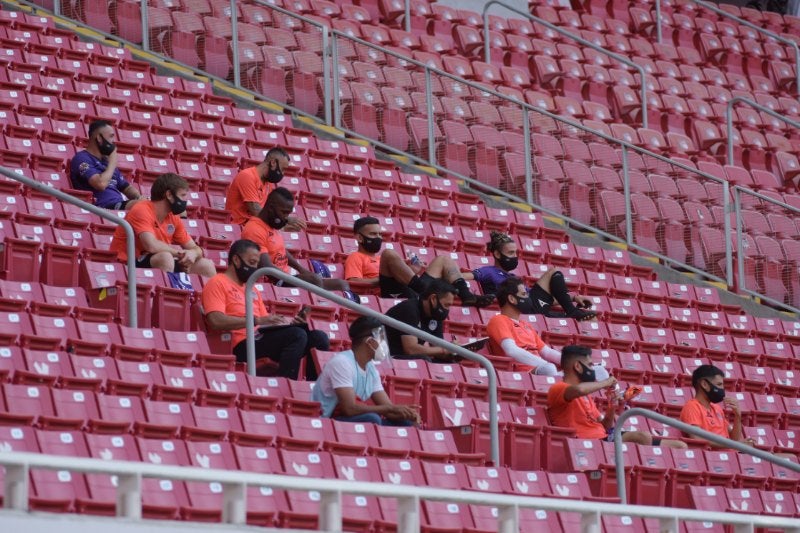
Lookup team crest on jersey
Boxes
[78,161,90,176]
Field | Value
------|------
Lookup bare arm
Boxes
[563,376,617,402]
[346,276,379,285]
[139,231,180,256]
[245,201,261,216]
[122,185,141,200]
[399,334,449,358]
[86,151,119,191]
[204,310,286,331]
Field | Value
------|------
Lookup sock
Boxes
[408,274,428,294]
[451,277,472,298]
[550,271,578,313]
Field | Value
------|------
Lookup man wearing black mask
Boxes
[384,279,459,362]
[344,216,494,307]
[109,172,215,277]
[201,239,329,380]
[486,277,562,375]
[69,120,142,210]
[225,146,304,231]
[548,345,686,448]
[241,187,348,291]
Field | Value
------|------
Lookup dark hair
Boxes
[88,120,112,138]
[496,276,526,307]
[487,231,514,254]
[560,344,592,370]
[229,239,260,258]
[421,278,457,299]
[691,364,724,389]
[265,147,289,161]
[150,172,189,201]
[266,186,294,205]
[348,315,383,344]
[354,216,379,234]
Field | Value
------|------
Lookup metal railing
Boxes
[612,407,800,506]
[482,0,649,128]
[3,450,800,532]
[726,96,800,166]
[653,0,800,95]
[0,166,138,327]
[244,267,500,466]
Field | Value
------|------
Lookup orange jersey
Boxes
[486,314,546,356]
[547,381,607,439]
[241,217,290,273]
[344,250,380,280]
[110,200,190,261]
[680,398,730,440]
[225,166,275,225]
[201,273,268,348]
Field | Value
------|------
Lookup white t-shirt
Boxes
[312,350,383,417]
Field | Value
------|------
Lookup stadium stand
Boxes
[0,0,798,530]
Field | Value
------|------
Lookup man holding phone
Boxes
[201,239,330,380]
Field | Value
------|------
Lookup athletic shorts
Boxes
[529,283,555,315]
[135,253,184,273]
[379,272,434,299]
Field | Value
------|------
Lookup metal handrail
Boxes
[726,96,800,166]
[5,451,800,532]
[612,407,800,505]
[481,0,649,128]
[0,166,138,327]
[654,0,800,96]
[243,266,500,467]
[733,184,800,314]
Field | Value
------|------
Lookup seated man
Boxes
[242,187,348,291]
[225,146,303,230]
[201,239,329,380]
[109,172,216,277]
[468,231,595,321]
[384,279,458,362]
[69,120,142,210]
[547,345,686,448]
[344,216,493,306]
[486,277,562,376]
[312,315,420,426]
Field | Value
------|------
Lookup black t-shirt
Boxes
[385,297,444,356]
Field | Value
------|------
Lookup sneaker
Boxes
[567,308,597,321]
[460,293,496,308]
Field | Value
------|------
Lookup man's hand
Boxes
[296,270,323,287]
[285,216,307,232]
[257,315,289,327]
[177,249,198,269]
[106,149,118,169]
[573,295,593,309]
[385,405,421,424]
[723,397,741,417]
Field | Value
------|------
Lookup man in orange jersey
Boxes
[242,187,348,291]
[548,345,686,448]
[109,172,216,277]
[225,146,304,230]
[486,277,561,375]
[201,239,329,380]
[344,216,493,306]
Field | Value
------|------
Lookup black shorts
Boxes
[379,272,434,299]
[529,283,555,315]
[604,431,661,446]
[135,253,184,273]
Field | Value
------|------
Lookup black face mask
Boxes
[169,192,187,215]
[265,160,284,184]
[512,294,536,314]
[577,361,596,383]
[429,297,449,322]
[360,234,382,254]
[98,135,116,156]
[233,255,256,284]
[267,210,288,229]
[704,380,725,404]
[498,254,518,272]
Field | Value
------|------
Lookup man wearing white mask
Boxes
[312,316,421,426]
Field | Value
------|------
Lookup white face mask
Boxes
[372,339,389,362]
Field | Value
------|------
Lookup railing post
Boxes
[404,0,411,33]
[331,33,341,130]
[140,0,149,51]
[425,68,436,166]
[222,482,247,524]
[497,504,519,533]
[319,490,342,532]
[321,27,331,125]
[725,180,734,289]
[3,464,28,511]
[396,495,419,533]
[660,517,680,533]
[580,510,602,533]
[53,0,61,16]
[482,9,491,64]
[733,186,744,293]
[231,0,240,88]
[655,0,662,44]
[116,472,141,519]
[621,144,632,246]
[726,99,736,165]
[523,107,533,205]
